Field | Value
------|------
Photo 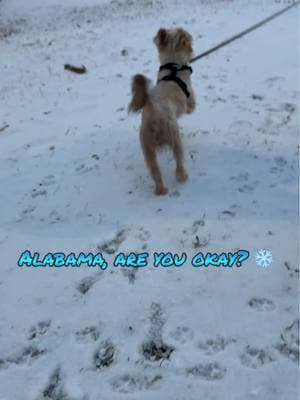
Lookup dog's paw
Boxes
[155,186,168,196]
[187,102,196,114]
[176,168,188,183]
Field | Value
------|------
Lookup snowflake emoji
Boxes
[255,249,273,267]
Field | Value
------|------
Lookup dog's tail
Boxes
[128,74,149,113]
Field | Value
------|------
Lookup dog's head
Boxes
[153,28,193,64]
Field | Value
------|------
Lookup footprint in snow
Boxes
[274,156,287,169]
[240,346,276,368]
[265,76,285,88]
[141,302,174,362]
[238,184,254,193]
[76,273,102,295]
[93,339,115,369]
[17,206,36,222]
[248,298,275,312]
[274,320,299,364]
[141,340,174,362]
[96,229,126,255]
[122,267,138,284]
[186,362,226,380]
[0,345,46,370]
[111,373,162,393]
[28,320,51,340]
[135,227,151,242]
[31,189,47,198]
[284,261,299,278]
[75,163,99,174]
[75,325,102,343]
[229,172,249,183]
[228,120,253,133]
[218,204,239,220]
[168,326,194,345]
[36,368,73,400]
[197,336,236,355]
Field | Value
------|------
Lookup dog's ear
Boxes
[175,28,193,53]
[153,28,169,48]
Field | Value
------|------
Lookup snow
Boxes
[0,0,299,399]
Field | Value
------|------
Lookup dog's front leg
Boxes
[186,89,196,114]
[173,136,188,183]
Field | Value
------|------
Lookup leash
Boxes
[190,1,299,64]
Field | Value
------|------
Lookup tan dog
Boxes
[129,28,196,195]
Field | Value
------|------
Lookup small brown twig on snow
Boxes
[64,64,87,74]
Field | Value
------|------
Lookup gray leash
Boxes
[190,1,299,64]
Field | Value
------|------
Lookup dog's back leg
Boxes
[173,133,188,183]
[141,139,167,195]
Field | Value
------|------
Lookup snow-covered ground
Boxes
[0,0,299,399]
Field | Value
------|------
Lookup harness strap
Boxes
[159,63,193,74]
[159,75,190,98]
[158,63,192,98]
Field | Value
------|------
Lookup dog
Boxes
[129,27,196,195]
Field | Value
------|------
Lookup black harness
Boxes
[158,63,193,98]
